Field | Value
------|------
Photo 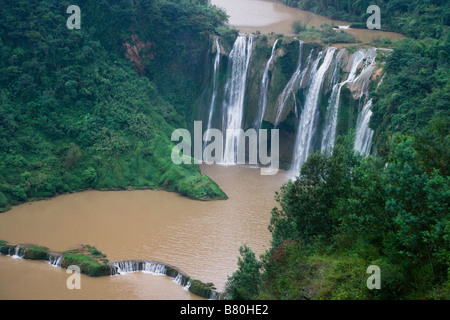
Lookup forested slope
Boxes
[0,0,228,212]
[279,0,449,39]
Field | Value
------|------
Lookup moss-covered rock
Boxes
[61,245,111,277]
[189,279,217,299]
[0,241,15,255]
[22,245,50,260]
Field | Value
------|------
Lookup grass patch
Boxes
[62,245,111,277]
[23,245,50,260]
[189,279,216,299]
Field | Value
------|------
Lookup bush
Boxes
[292,21,307,34]
[23,245,50,260]
[189,280,216,299]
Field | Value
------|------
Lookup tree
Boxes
[225,245,262,300]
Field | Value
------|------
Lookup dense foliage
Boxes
[225,2,449,300]
[371,37,450,156]
[0,0,228,212]
[227,132,449,299]
[279,0,449,39]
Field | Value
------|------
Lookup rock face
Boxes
[124,34,155,75]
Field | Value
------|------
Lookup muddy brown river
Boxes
[211,0,404,42]
[0,165,289,299]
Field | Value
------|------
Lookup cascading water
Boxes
[110,260,167,275]
[291,48,337,177]
[255,39,279,130]
[354,99,374,155]
[275,41,314,126]
[109,260,194,291]
[321,49,371,154]
[204,37,221,148]
[12,245,25,259]
[209,291,218,300]
[200,35,381,171]
[48,254,63,267]
[352,48,377,155]
[222,34,254,164]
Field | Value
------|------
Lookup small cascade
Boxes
[354,98,374,155]
[209,291,218,300]
[275,41,314,126]
[12,245,26,259]
[48,254,63,267]
[174,273,184,285]
[173,272,191,289]
[255,39,279,130]
[109,260,167,275]
[204,37,221,148]
[222,34,254,164]
[291,47,337,176]
[109,260,200,294]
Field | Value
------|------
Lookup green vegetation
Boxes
[371,38,450,156]
[226,132,449,299]
[279,0,449,40]
[188,279,217,299]
[0,241,49,260]
[223,0,449,301]
[23,245,50,260]
[0,0,229,211]
[293,23,357,44]
[62,245,111,277]
[225,245,262,300]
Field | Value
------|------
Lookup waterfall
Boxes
[209,291,218,300]
[354,98,374,155]
[173,272,191,289]
[109,260,194,291]
[321,49,370,154]
[48,254,63,267]
[275,41,314,126]
[255,39,279,130]
[291,48,337,176]
[204,37,221,148]
[222,34,254,164]
[352,48,377,155]
[109,260,167,275]
[12,245,25,259]
[349,48,377,98]
[174,273,184,285]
